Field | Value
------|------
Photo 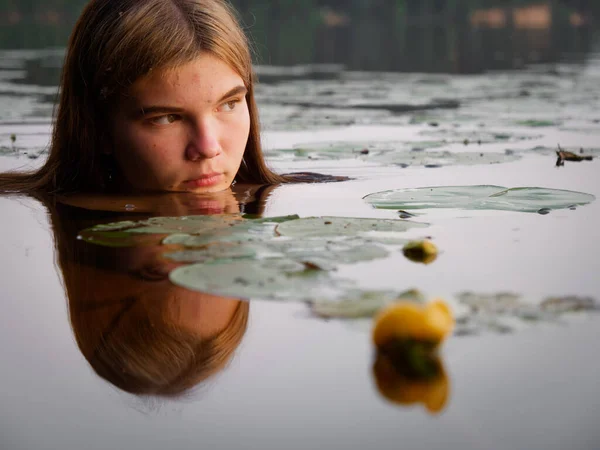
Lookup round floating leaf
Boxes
[169,259,331,300]
[161,225,274,247]
[311,290,400,319]
[78,230,151,248]
[310,289,426,319]
[516,119,557,127]
[164,243,257,263]
[275,217,427,238]
[170,260,290,298]
[419,129,540,144]
[373,150,521,167]
[89,221,139,232]
[128,215,242,234]
[364,185,595,213]
[265,237,392,266]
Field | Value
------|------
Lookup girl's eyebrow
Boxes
[133,86,247,118]
[135,106,185,118]
[217,85,247,103]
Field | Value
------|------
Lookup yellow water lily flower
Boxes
[402,240,438,264]
[373,299,454,348]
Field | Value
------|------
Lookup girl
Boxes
[0,0,340,196]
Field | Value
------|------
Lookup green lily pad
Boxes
[83,214,422,300]
[269,239,390,266]
[78,230,146,248]
[85,215,242,235]
[516,119,557,127]
[169,259,339,300]
[374,150,520,167]
[364,185,595,213]
[264,140,522,167]
[419,129,540,144]
[161,224,274,247]
[84,214,300,248]
[453,292,600,335]
[310,290,400,319]
[164,243,258,263]
[275,216,427,238]
[127,215,242,234]
[86,220,140,232]
[310,288,427,319]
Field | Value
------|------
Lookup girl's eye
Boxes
[151,114,178,125]
[219,99,239,112]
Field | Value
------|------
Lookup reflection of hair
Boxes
[48,200,250,396]
[0,0,286,195]
[69,291,249,396]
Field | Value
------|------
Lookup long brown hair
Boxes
[0,0,286,195]
[49,198,250,396]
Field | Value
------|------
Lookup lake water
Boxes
[1,33,600,450]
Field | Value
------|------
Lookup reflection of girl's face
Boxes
[59,186,242,216]
[111,53,250,193]
[77,244,241,338]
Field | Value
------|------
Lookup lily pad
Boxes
[164,243,258,263]
[275,216,427,238]
[364,185,595,213]
[264,141,522,167]
[264,141,402,161]
[310,290,401,319]
[84,214,299,248]
[78,230,148,248]
[374,150,521,167]
[452,292,600,335]
[273,240,390,265]
[169,259,339,300]
[310,289,427,319]
[83,214,424,300]
[516,119,557,127]
[419,129,540,144]
[128,215,243,234]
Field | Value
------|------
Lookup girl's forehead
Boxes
[139,54,243,87]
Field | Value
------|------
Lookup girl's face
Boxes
[110,53,250,193]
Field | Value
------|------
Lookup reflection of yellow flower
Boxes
[371,299,453,414]
[402,240,438,264]
[373,299,454,348]
[373,351,449,414]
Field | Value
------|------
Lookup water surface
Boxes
[1,38,600,450]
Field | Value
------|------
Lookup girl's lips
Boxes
[185,173,223,188]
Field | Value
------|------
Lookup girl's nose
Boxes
[186,119,220,161]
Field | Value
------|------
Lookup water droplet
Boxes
[537,208,551,215]
[124,204,136,211]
